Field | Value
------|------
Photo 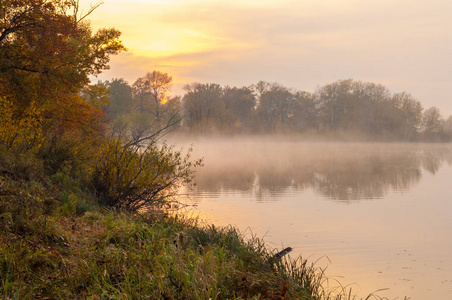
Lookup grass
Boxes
[0,173,405,299]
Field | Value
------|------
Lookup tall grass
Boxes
[0,173,406,299]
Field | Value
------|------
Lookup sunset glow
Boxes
[81,0,452,115]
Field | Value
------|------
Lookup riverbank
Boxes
[0,173,375,299]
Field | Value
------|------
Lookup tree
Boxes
[182,83,224,133]
[289,91,317,132]
[255,82,294,131]
[132,71,172,122]
[0,0,125,172]
[0,0,125,107]
[105,78,134,118]
[388,92,423,139]
[220,86,256,133]
[444,115,452,133]
[80,81,111,110]
[316,79,354,132]
[422,106,444,139]
[314,79,426,139]
[350,81,390,134]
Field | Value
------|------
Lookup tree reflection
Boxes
[190,142,452,202]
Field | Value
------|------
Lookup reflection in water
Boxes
[190,141,452,202]
[172,139,452,299]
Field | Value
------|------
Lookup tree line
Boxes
[100,72,452,141]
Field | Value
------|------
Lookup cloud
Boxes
[86,0,452,115]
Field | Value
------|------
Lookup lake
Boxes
[172,137,452,299]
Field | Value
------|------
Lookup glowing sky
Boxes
[81,0,452,116]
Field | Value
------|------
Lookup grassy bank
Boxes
[0,171,390,300]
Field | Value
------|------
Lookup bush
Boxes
[92,126,202,211]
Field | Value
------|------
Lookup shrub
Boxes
[92,125,202,211]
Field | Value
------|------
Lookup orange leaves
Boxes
[44,93,107,137]
[0,0,125,118]
[0,1,125,168]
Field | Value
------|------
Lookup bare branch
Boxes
[75,1,103,24]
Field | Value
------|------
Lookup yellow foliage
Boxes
[0,97,43,148]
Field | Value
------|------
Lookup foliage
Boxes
[421,106,444,141]
[178,79,450,140]
[105,78,134,118]
[92,123,203,211]
[80,81,111,110]
[0,0,203,219]
[101,72,451,141]
[0,96,42,149]
[0,0,125,151]
[256,82,294,131]
[216,86,257,133]
[182,82,224,133]
[132,71,174,125]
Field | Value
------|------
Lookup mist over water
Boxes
[170,136,452,299]
[187,137,451,200]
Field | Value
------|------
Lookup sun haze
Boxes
[80,0,452,116]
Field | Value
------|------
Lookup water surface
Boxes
[174,138,452,299]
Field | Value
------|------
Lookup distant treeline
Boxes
[91,71,452,141]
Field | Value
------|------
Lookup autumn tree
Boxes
[0,0,124,130]
[0,0,124,109]
[132,71,172,123]
[0,0,125,174]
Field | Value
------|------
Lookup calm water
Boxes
[173,137,452,299]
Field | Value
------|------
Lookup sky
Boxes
[80,0,452,116]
